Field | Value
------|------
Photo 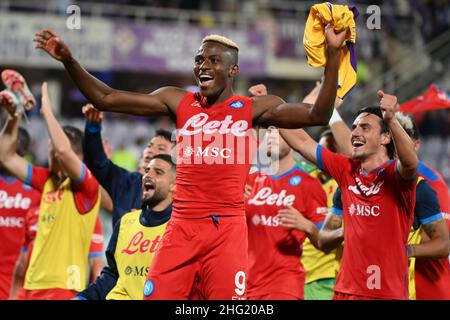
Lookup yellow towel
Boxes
[303,3,358,98]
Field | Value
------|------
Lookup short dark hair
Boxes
[151,154,176,171]
[155,129,174,144]
[17,127,31,157]
[62,125,83,155]
[356,106,395,159]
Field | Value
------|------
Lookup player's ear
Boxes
[381,132,391,146]
[229,64,239,78]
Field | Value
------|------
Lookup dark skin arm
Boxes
[253,24,346,128]
[317,213,344,253]
[33,29,185,117]
[407,219,450,259]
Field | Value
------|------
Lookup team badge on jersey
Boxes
[143,279,155,297]
[289,176,302,186]
[229,101,244,109]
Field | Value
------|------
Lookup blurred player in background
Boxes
[245,125,328,300]
[0,124,40,300]
[0,81,100,299]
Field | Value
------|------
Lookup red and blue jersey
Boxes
[174,92,255,218]
[317,145,416,299]
[414,161,450,300]
[246,165,327,299]
[0,171,41,300]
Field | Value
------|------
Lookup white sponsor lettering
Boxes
[0,191,32,210]
[0,216,24,228]
[252,214,281,227]
[348,203,380,217]
[248,187,295,207]
[348,178,384,196]
[179,113,248,137]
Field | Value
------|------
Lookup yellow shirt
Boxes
[24,176,99,291]
[301,169,339,283]
[106,210,168,300]
[303,2,358,98]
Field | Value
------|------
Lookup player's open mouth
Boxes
[144,181,155,191]
[352,139,365,148]
[199,74,214,89]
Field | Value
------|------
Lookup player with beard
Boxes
[32,25,347,299]
[75,154,175,300]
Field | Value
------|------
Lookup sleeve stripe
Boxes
[330,207,343,215]
[73,164,86,184]
[88,252,103,258]
[316,145,324,171]
[75,295,88,300]
[21,247,28,253]
[420,213,444,225]
[315,222,324,229]
[25,162,32,185]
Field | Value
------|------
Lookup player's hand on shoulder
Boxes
[82,103,103,124]
[34,29,73,62]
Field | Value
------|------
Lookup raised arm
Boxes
[379,91,418,180]
[0,113,29,182]
[34,29,185,117]
[254,25,347,128]
[40,82,85,181]
[279,129,319,166]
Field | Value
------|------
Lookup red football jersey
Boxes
[414,162,450,300]
[174,92,255,218]
[0,174,41,300]
[317,145,416,300]
[246,165,327,299]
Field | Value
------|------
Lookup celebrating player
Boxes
[33,25,347,299]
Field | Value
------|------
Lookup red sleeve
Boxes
[27,164,52,192]
[72,164,100,215]
[22,207,39,250]
[89,215,104,256]
[390,160,418,208]
[302,177,328,227]
[316,145,352,186]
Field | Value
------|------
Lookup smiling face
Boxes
[193,41,238,99]
[141,158,175,209]
[351,113,391,160]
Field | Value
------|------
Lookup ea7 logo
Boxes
[348,178,383,196]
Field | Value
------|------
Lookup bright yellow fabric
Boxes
[301,170,339,283]
[106,210,168,300]
[24,177,99,291]
[303,2,357,98]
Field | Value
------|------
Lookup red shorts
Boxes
[248,292,300,300]
[26,288,78,300]
[144,215,248,300]
[333,291,385,300]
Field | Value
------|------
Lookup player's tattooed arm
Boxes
[407,219,450,259]
[317,213,344,253]
[34,29,184,117]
